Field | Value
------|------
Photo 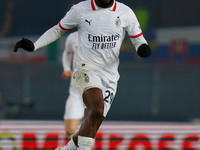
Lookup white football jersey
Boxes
[59,0,147,80]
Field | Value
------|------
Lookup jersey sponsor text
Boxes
[88,34,120,50]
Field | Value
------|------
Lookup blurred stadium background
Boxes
[0,0,200,149]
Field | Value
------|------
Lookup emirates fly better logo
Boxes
[88,33,120,50]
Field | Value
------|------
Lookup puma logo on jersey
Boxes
[85,19,92,26]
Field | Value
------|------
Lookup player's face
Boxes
[100,0,112,3]
[95,0,114,8]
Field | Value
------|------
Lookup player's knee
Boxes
[66,127,76,134]
[89,107,104,121]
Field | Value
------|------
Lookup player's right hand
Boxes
[13,38,35,52]
[62,71,73,80]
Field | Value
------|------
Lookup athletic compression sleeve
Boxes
[34,24,66,51]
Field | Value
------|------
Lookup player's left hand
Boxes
[137,44,151,58]
[62,71,73,80]
[13,38,35,52]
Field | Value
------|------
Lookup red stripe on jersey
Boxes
[112,1,117,11]
[129,32,143,38]
[91,0,96,10]
[59,22,72,31]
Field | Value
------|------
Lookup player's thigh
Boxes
[72,69,103,95]
[101,79,118,117]
[64,93,84,119]
[83,87,104,111]
[73,69,116,116]
[73,69,104,111]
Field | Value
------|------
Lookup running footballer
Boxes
[13,0,151,149]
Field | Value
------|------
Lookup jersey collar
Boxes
[91,0,117,11]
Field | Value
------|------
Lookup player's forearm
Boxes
[131,35,151,58]
[62,50,73,71]
[34,24,66,51]
[131,35,147,50]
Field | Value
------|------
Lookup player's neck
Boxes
[94,0,114,8]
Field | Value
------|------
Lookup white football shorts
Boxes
[72,68,118,117]
[64,79,85,120]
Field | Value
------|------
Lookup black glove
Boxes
[13,38,35,52]
[137,44,151,58]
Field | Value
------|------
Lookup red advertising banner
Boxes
[0,121,200,149]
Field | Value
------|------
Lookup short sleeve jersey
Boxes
[59,0,143,80]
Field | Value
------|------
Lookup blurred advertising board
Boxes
[1,26,200,63]
[0,121,200,149]
[154,26,200,64]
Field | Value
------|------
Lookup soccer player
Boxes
[62,31,84,139]
[13,0,151,149]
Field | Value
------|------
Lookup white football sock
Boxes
[77,136,95,150]
[61,138,77,150]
